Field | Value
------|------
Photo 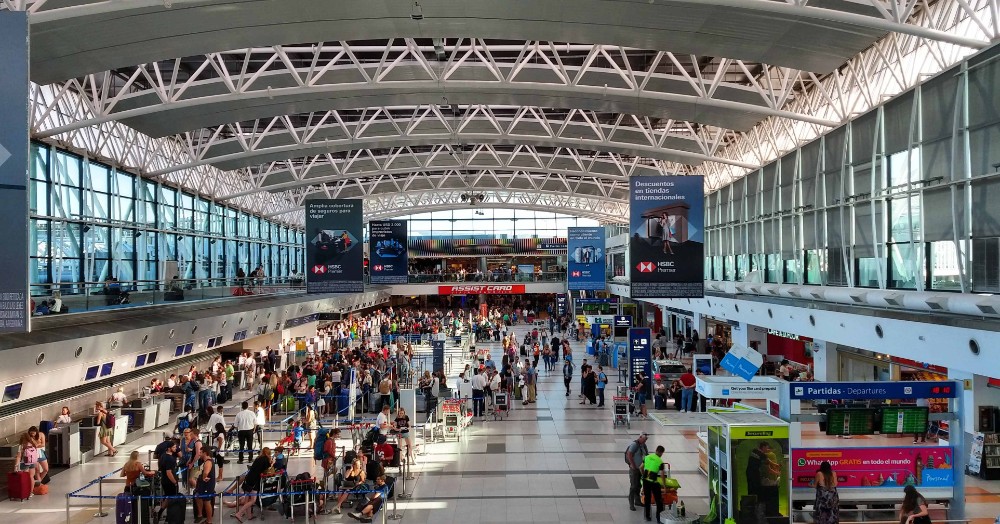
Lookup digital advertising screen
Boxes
[567,226,606,291]
[369,220,408,284]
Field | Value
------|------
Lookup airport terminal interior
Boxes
[0,1,999,524]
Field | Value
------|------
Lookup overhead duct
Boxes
[704,280,1000,318]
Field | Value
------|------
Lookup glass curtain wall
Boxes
[386,209,600,239]
[703,48,1000,295]
[28,141,304,292]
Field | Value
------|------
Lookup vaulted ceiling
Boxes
[12,0,995,224]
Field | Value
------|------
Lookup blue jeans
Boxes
[681,388,694,411]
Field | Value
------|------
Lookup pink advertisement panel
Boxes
[792,447,954,488]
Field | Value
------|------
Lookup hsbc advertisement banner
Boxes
[629,175,704,298]
[567,226,606,291]
[438,285,526,295]
[369,220,408,284]
[305,199,364,293]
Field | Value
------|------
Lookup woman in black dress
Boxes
[580,365,597,405]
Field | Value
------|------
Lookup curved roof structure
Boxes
[12,0,997,223]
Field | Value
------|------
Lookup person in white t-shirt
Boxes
[206,407,225,432]
[375,404,391,434]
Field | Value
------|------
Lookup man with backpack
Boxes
[625,433,649,512]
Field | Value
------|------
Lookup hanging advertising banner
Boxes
[305,200,364,293]
[369,220,408,284]
[567,226,606,291]
[629,176,704,298]
[791,447,955,488]
[0,13,29,333]
[556,294,568,316]
[628,327,652,396]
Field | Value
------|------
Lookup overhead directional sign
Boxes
[789,381,959,400]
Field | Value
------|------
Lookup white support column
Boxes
[810,340,838,382]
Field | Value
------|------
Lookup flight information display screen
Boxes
[880,406,929,434]
[825,408,877,436]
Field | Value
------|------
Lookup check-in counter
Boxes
[48,423,81,466]
[112,409,128,447]
[123,403,158,434]
[154,398,172,428]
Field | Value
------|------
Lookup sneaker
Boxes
[681,410,687,413]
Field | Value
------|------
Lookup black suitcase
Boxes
[164,497,186,524]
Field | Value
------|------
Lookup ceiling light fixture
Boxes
[411,2,424,20]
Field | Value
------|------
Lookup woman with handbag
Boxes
[900,485,931,524]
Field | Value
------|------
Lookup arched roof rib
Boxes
[149,109,753,177]
[270,189,629,223]
[20,0,922,84]
[35,52,840,139]
[223,144,678,199]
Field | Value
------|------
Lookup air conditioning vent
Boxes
[884,294,905,307]
[977,303,999,315]
[810,291,825,300]
[849,293,867,304]
[924,300,946,310]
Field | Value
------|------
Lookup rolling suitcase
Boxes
[7,470,32,501]
[164,497,186,524]
[116,492,133,524]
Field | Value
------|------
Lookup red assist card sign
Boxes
[437,285,526,295]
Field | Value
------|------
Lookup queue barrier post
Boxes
[65,493,71,524]
[93,475,108,518]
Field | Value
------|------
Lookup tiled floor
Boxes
[3,323,998,524]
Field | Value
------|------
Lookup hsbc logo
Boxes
[312,265,327,274]
[373,265,383,271]
[571,271,581,278]
[636,262,654,273]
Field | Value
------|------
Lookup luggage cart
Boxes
[613,396,630,428]
[491,392,510,421]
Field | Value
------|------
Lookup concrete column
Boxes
[810,340,838,382]
[729,321,749,348]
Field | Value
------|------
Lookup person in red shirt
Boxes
[679,369,697,413]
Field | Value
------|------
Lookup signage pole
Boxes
[952,380,965,520]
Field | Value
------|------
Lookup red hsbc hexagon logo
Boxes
[636,261,655,273]
[571,271,581,278]
[312,264,327,275]
[373,265,383,271]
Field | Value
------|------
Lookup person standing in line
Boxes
[814,461,840,524]
[625,433,649,512]
[579,358,589,399]
[234,401,256,464]
[253,401,266,450]
[562,358,575,397]
[596,365,608,407]
[899,485,931,524]
[471,368,487,417]
[153,440,179,523]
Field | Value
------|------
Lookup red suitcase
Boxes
[8,470,32,501]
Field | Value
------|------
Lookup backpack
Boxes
[22,445,38,465]
[177,416,190,432]
[313,429,329,461]
[105,412,116,428]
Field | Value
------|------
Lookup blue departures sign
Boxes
[567,226,606,291]
[369,220,408,284]
[789,381,960,400]
[305,200,364,293]
[628,327,652,396]
[0,13,29,333]
[628,176,704,298]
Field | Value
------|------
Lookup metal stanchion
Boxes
[94,477,108,517]
[65,493,71,524]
